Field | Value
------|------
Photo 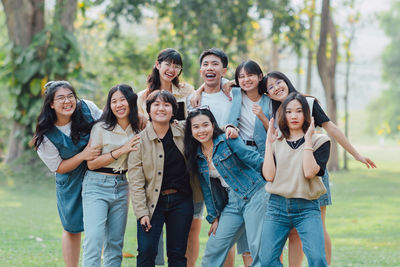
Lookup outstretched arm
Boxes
[322,121,376,168]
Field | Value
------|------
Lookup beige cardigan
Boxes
[127,121,202,220]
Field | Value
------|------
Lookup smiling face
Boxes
[50,87,77,119]
[149,96,174,124]
[191,114,215,145]
[156,60,182,84]
[238,68,262,93]
[266,77,289,102]
[110,90,130,122]
[200,54,227,88]
[285,99,305,132]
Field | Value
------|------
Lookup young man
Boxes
[187,48,252,267]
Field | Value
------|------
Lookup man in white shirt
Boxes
[187,48,249,267]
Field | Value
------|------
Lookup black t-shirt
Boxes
[312,101,330,127]
[160,128,192,195]
[286,137,330,176]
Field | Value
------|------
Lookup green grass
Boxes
[0,140,399,266]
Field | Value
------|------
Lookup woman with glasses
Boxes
[137,48,194,121]
[32,81,102,267]
[82,84,141,266]
[184,107,267,267]
[263,71,376,267]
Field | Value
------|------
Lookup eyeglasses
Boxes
[54,94,75,103]
[267,79,284,92]
[188,105,210,114]
[163,62,182,72]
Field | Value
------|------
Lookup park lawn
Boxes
[0,142,399,267]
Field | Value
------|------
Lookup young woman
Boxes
[32,81,102,267]
[82,84,141,266]
[128,90,199,267]
[137,48,194,120]
[263,71,376,266]
[184,107,268,267]
[260,92,330,267]
[228,59,271,154]
[137,48,201,267]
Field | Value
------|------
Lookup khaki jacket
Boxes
[127,121,203,220]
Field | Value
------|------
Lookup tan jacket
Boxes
[127,121,203,220]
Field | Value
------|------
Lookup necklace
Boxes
[201,144,213,163]
[287,136,304,150]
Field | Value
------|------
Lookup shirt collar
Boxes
[147,122,183,141]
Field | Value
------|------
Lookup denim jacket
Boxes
[228,87,271,155]
[196,134,266,223]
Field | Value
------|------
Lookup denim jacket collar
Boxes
[196,134,225,159]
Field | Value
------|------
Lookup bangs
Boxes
[163,53,183,66]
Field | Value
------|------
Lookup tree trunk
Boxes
[2,0,44,163]
[296,53,302,91]
[317,0,339,171]
[55,0,77,32]
[305,0,315,94]
[271,38,279,70]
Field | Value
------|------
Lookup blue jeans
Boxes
[82,170,129,267]
[202,186,267,267]
[137,192,193,267]
[260,194,327,267]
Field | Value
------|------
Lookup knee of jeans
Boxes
[259,250,278,267]
[307,253,327,266]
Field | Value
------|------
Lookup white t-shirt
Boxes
[37,100,102,172]
[238,91,260,141]
[187,90,233,126]
[209,162,229,188]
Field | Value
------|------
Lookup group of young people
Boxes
[32,47,376,267]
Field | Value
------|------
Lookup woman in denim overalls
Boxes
[32,81,102,267]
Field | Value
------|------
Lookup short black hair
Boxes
[199,48,228,68]
[235,60,264,95]
[146,90,178,122]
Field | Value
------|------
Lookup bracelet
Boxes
[303,147,313,151]
[110,150,117,160]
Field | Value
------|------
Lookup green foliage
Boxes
[0,22,82,145]
[367,1,400,139]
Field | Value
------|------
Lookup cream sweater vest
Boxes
[266,134,330,200]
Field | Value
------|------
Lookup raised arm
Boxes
[303,118,322,178]
[262,118,277,181]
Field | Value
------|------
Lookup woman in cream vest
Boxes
[260,93,330,267]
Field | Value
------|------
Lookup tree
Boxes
[367,0,400,140]
[305,0,316,94]
[1,0,80,162]
[341,0,360,170]
[317,0,339,171]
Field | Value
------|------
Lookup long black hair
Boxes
[32,81,93,149]
[184,108,224,174]
[278,92,311,140]
[147,48,183,94]
[234,59,264,95]
[100,84,140,132]
[261,71,298,118]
